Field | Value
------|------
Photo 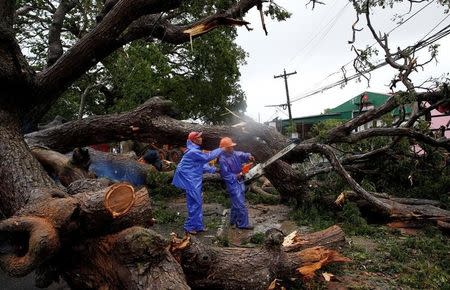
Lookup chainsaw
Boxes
[242,139,300,183]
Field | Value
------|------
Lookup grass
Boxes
[289,202,335,231]
[246,190,280,205]
[205,216,222,230]
[249,232,265,245]
[203,183,230,207]
[152,199,184,225]
[288,199,450,289]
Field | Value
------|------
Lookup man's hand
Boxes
[236,172,243,179]
[249,155,255,162]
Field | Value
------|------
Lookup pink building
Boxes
[429,108,450,138]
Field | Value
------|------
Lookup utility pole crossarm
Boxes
[273,69,297,137]
[274,70,297,79]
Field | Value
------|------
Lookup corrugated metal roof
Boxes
[328,91,391,114]
[278,91,410,127]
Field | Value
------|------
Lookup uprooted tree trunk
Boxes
[51,225,348,290]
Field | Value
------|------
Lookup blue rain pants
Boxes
[172,140,222,231]
[219,151,251,228]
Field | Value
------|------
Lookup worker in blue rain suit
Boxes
[218,137,255,229]
[172,131,223,234]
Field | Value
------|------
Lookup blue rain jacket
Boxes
[219,151,251,228]
[172,140,222,231]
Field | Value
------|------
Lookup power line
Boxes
[385,1,434,35]
[418,12,450,42]
[289,21,450,103]
[286,1,349,67]
[306,1,435,89]
[297,3,350,66]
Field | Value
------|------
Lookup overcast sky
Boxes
[235,0,450,123]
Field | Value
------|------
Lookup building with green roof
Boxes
[271,91,411,139]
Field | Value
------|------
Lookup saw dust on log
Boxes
[296,246,351,280]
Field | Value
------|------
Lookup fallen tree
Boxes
[54,224,348,290]
[2,0,450,289]
[25,95,450,225]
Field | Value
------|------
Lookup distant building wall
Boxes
[430,109,450,138]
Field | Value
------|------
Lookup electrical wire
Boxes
[286,1,349,66]
[304,1,435,90]
[297,3,350,66]
[289,20,450,103]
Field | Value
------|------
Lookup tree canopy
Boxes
[14,0,254,123]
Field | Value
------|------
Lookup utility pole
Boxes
[274,69,297,136]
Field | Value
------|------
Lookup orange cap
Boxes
[219,137,237,148]
[188,131,202,141]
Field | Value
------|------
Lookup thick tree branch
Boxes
[339,127,450,151]
[25,97,306,201]
[297,143,393,215]
[24,0,259,128]
[297,89,449,151]
[118,0,259,45]
[0,1,35,102]
[302,96,400,145]
[15,6,34,17]
[28,0,183,127]
[47,0,78,66]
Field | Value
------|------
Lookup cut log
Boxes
[282,225,346,252]
[336,190,450,228]
[73,185,153,235]
[104,183,136,218]
[178,225,350,290]
[0,183,152,277]
[437,220,450,233]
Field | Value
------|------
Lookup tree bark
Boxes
[0,110,58,217]
[31,147,93,187]
[338,190,450,226]
[179,226,348,290]
[59,227,190,290]
[25,97,308,201]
